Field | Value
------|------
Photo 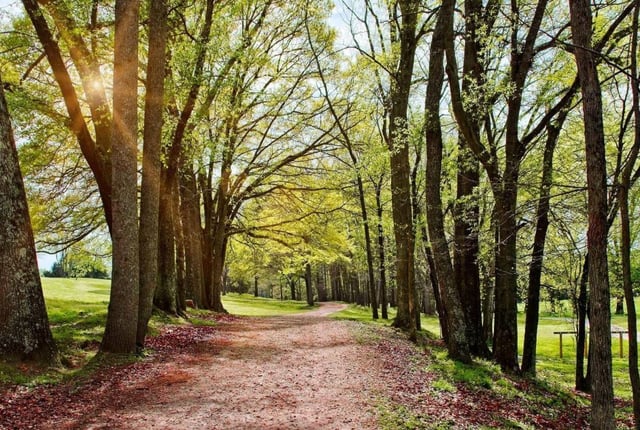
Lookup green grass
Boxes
[0,278,111,385]
[332,304,397,324]
[221,293,316,316]
[335,302,639,401]
[42,278,110,368]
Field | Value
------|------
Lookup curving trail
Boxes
[80,302,379,429]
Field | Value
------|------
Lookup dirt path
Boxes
[78,303,379,429]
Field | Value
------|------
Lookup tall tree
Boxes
[0,73,57,364]
[387,0,420,339]
[155,0,216,313]
[618,2,640,424]
[445,0,550,371]
[453,0,498,359]
[101,0,140,354]
[569,0,615,427]
[137,0,168,347]
[423,0,471,363]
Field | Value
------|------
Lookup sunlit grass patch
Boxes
[221,293,316,316]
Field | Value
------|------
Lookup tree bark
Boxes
[0,74,57,364]
[521,115,564,374]
[137,0,167,347]
[570,1,615,427]
[180,164,205,307]
[305,263,314,306]
[374,176,389,319]
[101,0,139,354]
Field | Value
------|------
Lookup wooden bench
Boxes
[553,330,628,358]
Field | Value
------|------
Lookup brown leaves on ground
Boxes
[0,306,632,429]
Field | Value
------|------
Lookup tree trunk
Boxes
[454,144,487,357]
[155,175,177,314]
[0,74,57,364]
[305,263,314,306]
[180,165,205,307]
[174,180,186,315]
[137,0,167,347]
[424,0,471,363]
[388,0,419,341]
[522,116,563,374]
[452,0,497,359]
[374,177,389,319]
[423,235,448,342]
[570,1,615,427]
[576,255,590,392]
[356,174,378,319]
[101,0,140,354]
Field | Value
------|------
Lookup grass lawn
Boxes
[333,302,639,402]
[221,293,316,316]
[41,277,110,369]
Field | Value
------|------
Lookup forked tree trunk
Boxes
[0,75,57,364]
[424,0,471,363]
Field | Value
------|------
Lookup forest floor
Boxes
[0,302,632,429]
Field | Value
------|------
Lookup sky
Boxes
[0,1,20,22]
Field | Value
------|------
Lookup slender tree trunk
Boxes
[155,176,177,314]
[388,0,419,340]
[137,0,167,347]
[0,74,57,364]
[570,1,615,427]
[576,255,590,392]
[356,174,378,319]
[174,181,186,315]
[374,177,389,319]
[101,0,139,354]
[522,117,563,374]
[619,5,640,424]
[422,227,449,343]
[305,263,314,306]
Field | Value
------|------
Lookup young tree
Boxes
[101,0,140,354]
[569,0,615,427]
[0,74,57,364]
